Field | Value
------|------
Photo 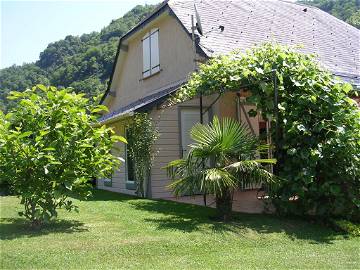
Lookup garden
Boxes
[0,43,359,269]
[1,189,359,269]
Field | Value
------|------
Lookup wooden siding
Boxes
[149,95,220,198]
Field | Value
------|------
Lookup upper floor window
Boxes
[142,28,160,78]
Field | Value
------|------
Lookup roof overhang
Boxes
[98,79,186,125]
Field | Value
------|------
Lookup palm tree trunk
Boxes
[215,188,233,221]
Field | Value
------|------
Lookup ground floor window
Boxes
[180,107,209,158]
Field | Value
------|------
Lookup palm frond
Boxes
[165,116,277,199]
[225,160,277,186]
[190,116,258,158]
[203,168,237,196]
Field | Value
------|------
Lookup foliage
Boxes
[0,85,125,226]
[166,116,276,220]
[0,64,50,111]
[0,5,155,110]
[299,0,360,29]
[172,43,360,221]
[331,219,360,237]
[2,190,359,269]
[127,113,159,197]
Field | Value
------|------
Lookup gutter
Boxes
[93,111,134,127]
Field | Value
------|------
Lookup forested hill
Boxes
[0,4,155,111]
[0,1,359,111]
[300,0,360,28]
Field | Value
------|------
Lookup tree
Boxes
[172,43,360,221]
[166,117,276,221]
[127,113,159,198]
[0,4,156,110]
[0,85,126,227]
[299,0,360,29]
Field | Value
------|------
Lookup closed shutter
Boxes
[150,28,160,74]
[180,108,209,157]
[142,33,150,78]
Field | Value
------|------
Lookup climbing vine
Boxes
[172,43,360,220]
[127,113,159,197]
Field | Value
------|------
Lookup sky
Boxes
[0,0,160,69]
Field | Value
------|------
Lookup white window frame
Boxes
[179,107,209,158]
[142,28,160,78]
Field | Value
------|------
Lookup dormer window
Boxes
[142,28,160,78]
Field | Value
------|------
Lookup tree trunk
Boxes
[215,188,233,221]
[26,199,42,229]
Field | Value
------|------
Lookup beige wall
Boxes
[219,92,260,136]
[106,12,196,112]
[99,11,261,199]
[149,93,261,199]
[97,121,135,196]
[99,93,261,199]
[149,95,219,198]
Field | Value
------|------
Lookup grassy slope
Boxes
[1,190,359,270]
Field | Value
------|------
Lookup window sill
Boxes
[126,181,136,190]
[141,69,161,81]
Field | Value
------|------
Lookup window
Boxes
[180,108,209,158]
[104,178,112,187]
[179,108,209,195]
[142,28,160,78]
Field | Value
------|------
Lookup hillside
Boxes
[0,1,359,111]
[300,0,360,28]
[0,4,156,111]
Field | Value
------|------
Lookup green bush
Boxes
[172,43,360,220]
[331,219,360,237]
[0,85,125,227]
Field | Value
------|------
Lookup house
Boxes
[97,0,360,213]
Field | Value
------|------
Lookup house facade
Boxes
[97,0,360,212]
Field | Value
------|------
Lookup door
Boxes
[180,108,209,158]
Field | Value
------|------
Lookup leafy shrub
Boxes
[0,85,125,227]
[166,117,276,221]
[126,113,159,198]
[172,43,360,220]
[331,219,360,237]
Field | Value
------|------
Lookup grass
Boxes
[1,190,359,270]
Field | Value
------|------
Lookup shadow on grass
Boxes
[129,198,343,244]
[80,189,343,244]
[83,189,139,202]
[0,218,88,240]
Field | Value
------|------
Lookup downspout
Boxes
[191,13,207,206]
[236,92,241,122]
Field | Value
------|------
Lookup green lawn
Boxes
[1,190,359,269]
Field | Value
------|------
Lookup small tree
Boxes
[0,85,125,227]
[127,113,159,197]
[166,117,276,221]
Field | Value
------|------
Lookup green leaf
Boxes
[40,130,50,136]
[18,131,33,139]
[80,143,93,148]
[50,161,62,165]
[37,84,47,91]
[248,109,257,117]
[43,147,56,151]
[92,105,109,113]
[111,135,127,144]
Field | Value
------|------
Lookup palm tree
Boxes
[166,116,276,221]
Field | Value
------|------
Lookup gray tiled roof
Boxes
[169,0,360,85]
